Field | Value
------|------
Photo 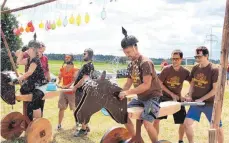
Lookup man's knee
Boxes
[154,119,160,125]
[143,120,153,131]
[184,118,194,130]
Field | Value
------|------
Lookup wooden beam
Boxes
[1,0,7,10]
[1,28,20,78]
[16,88,72,102]
[1,0,57,14]
[209,0,229,142]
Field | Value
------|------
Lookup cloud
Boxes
[2,0,226,59]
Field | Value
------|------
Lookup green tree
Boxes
[1,7,23,71]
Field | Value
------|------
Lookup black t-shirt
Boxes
[74,62,94,92]
[27,57,46,86]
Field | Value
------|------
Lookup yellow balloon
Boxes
[56,17,62,27]
[76,14,81,26]
[39,21,44,28]
[85,13,90,24]
[69,14,75,24]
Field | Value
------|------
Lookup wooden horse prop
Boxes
[74,71,128,125]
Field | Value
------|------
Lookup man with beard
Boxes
[73,48,94,137]
[118,27,162,143]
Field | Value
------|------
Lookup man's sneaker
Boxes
[178,140,184,143]
[57,124,62,130]
[74,129,88,137]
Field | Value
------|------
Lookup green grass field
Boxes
[1,61,228,143]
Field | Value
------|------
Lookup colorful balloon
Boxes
[51,21,56,30]
[69,14,75,24]
[63,16,68,27]
[76,14,81,26]
[56,17,62,27]
[39,21,44,28]
[85,13,90,24]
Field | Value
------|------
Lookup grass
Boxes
[1,61,228,143]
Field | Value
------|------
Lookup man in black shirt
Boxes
[73,48,94,137]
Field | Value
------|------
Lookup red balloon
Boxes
[27,21,33,27]
[30,26,35,32]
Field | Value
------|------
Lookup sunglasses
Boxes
[194,56,203,59]
[171,58,180,61]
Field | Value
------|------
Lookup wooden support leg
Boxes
[209,129,217,143]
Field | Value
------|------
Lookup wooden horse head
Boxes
[74,71,128,124]
[1,71,16,105]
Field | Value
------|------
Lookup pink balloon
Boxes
[47,21,51,29]
[13,28,17,34]
[15,28,21,36]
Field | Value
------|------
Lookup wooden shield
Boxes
[1,112,25,140]
[100,127,131,143]
[25,118,52,143]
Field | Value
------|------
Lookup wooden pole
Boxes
[1,27,20,78]
[1,0,7,10]
[209,0,229,143]
[0,0,57,14]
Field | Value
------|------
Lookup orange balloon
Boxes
[20,27,24,32]
[25,27,30,33]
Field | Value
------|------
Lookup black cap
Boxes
[121,27,138,49]
[28,40,40,49]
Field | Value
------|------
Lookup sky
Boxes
[2,0,227,59]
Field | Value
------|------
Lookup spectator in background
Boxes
[161,59,168,70]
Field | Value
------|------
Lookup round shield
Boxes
[1,112,25,140]
[100,127,131,143]
[25,118,52,143]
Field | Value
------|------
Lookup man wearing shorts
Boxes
[153,50,190,143]
[184,46,224,143]
[73,48,94,137]
[57,54,78,130]
[118,27,162,143]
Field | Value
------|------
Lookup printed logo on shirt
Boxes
[131,64,141,87]
[166,76,181,88]
[193,73,208,88]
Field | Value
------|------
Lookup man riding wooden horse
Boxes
[75,27,163,143]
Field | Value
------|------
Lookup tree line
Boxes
[45,53,220,65]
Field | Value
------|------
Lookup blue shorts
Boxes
[227,72,229,80]
[186,105,222,127]
[128,97,160,122]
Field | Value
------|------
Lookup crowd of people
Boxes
[13,27,227,143]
